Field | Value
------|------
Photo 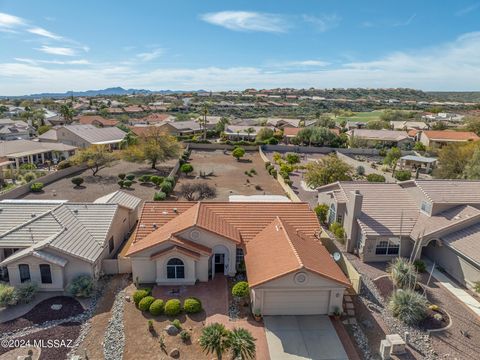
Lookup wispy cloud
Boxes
[37,46,76,56]
[201,11,287,33]
[14,57,89,65]
[27,27,62,40]
[456,2,480,16]
[302,14,340,32]
[0,12,25,28]
[272,60,331,69]
[136,48,163,61]
[393,13,417,27]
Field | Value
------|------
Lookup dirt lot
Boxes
[21,160,176,202]
[174,150,284,201]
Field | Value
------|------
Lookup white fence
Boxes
[102,257,132,275]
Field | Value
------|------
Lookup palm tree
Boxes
[246,127,255,141]
[59,104,74,124]
[200,102,209,140]
[229,328,256,360]
[199,323,230,360]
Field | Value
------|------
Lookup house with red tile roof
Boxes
[76,115,119,127]
[419,130,479,147]
[125,201,349,315]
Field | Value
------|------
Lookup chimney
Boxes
[345,190,363,253]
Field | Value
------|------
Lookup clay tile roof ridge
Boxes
[277,217,303,269]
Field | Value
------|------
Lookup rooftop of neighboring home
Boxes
[421,130,480,142]
[224,125,274,136]
[346,129,410,142]
[76,115,119,127]
[168,120,201,131]
[266,118,302,128]
[40,124,126,145]
[283,127,301,137]
[125,201,349,286]
[130,113,173,124]
[390,121,429,130]
[0,139,76,158]
[0,192,141,267]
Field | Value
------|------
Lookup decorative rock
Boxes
[165,324,179,335]
[125,296,131,302]
[169,348,180,358]
[50,304,63,311]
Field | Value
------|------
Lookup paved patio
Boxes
[264,315,349,360]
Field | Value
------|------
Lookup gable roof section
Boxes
[245,217,349,287]
[94,190,142,210]
[63,124,126,144]
[415,180,480,204]
[440,223,480,265]
[423,130,479,142]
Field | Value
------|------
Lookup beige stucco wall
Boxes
[360,235,412,262]
[251,270,346,315]
[56,127,91,148]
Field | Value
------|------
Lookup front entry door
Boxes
[214,254,225,273]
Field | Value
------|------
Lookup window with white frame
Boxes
[375,239,400,255]
[166,258,185,279]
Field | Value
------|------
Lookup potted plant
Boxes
[333,307,342,320]
[253,308,262,322]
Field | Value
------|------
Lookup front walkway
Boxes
[424,259,480,318]
[0,291,64,323]
[264,315,349,360]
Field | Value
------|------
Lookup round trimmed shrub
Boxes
[138,296,155,311]
[395,170,411,181]
[57,160,71,169]
[24,172,36,183]
[164,299,182,316]
[232,281,249,298]
[118,173,126,180]
[71,177,84,187]
[133,289,149,305]
[150,175,164,186]
[0,283,18,307]
[30,182,44,192]
[153,191,167,201]
[125,173,135,181]
[164,176,175,186]
[183,297,202,314]
[123,180,133,188]
[139,174,151,183]
[366,173,386,183]
[149,299,165,315]
[159,181,173,194]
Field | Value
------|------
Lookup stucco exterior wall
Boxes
[57,128,92,148]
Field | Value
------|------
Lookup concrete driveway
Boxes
[264,315,349,360]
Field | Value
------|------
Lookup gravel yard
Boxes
[174,150,284,201]
[21,160,176,202]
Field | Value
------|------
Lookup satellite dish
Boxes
[333,252,341,262]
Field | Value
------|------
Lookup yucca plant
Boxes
[199,323,230,360]
[388,258,417,290]
[228,328,256,360]
[389,289,427,325]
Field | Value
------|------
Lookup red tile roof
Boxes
[423,130,479,142]
[77,115,119,127]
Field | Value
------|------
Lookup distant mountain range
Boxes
[1,87,207,99]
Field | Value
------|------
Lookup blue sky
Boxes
[0,0,479,95]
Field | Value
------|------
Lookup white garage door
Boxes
[262,290,330,315]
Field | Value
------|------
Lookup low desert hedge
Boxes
[183,297,202,314]
[138,296,155,311]
[164,299,182,316]
[133,289,150,305]
[232,281,249,298]
[149,299,165,315]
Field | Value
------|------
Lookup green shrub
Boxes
[284,179,293,186]
[164,299,182,316]
[389,289,427,325]
[285,153,300,165]
[395,170,411,181]
[164,176,175,186]
[474,282,480,293]
[133,289,149,305]
[232,147,246,161]
[20,163,37,170]
[117,180,124,188]
[122,180,133,188]
[264,161,271,169]
[15,282,38,304]
[232,281,249,298]
[388,258,417,290]
[280,163,294,174]
[57,160,71,169]
[149,299,165,315]
[366,173,386,182]
[413,260,426,273]
[279,170,289,180]
[139,174,151,183]
[270,169,277,178]
[138,296,155,311]
[180,163,194,176]
[183,297,202,314]
[314,204,329,223]
[329,222,345,240]
[172,319,182,330]
[356,165,365,176]
[159,181,173,194]
[125,174,135,181]
[150,175,163,186]
[118,173,126,180]
[30,182,44,192]
[71,177,84,187]
[67,275,94,298]
[24,172,36,183]
[0,283,17,307]
[180,330,191,343]
[266,164,274,173]
[153,191,167,201]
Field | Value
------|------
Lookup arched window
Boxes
[166,258,185,279]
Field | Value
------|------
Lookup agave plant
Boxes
[389,289,427,325]
[199,323,230,360]
[228,328,256,360]
[388,257,417,290]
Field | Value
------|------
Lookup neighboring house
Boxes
[167,121,202,135]
[419,130,479,148]
[422,112,464,123]
[195,116,223,130]
[126,202,349,315]
[0,191,142,291]
[317,180,480,289]
[347,129,411,148]
[224,125,274,140]
[390,121,429,131]
[39,124,126,149]
[0,140,76,168]
[128,113,173,126]
[266,118,302,129]
[0,119,34,140]
[76,115,119,127]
